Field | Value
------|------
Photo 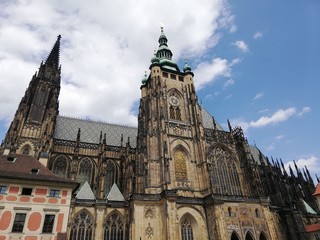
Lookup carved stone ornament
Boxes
[144,206,156,218]
[169,95,180,106]
[145,223,153,238]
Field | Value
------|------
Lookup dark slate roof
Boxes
[201,107,224,131]
[106,183,125,201]
[250,145,268,165]
[0,154,77,186]
[54,116,138,147]
[75,181,95,200]
[54,109,223,147]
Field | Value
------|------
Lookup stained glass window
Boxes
[180,217,193,240]
[105,161,117,195]
[52,156,68,178]
[104,212,124,240]
[208,147,242,195]
[70,211,94,240]
[174,150,187,181]
[78,159,93,185]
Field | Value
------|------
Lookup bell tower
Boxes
[3,35,61,157]
[136,27,208,195]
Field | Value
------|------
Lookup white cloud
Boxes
[253,92,264,100]
[298,106,311,117]
[253,31,263,39]
[275,135,284,140]
[223,79,235,88]
[250,107,296,128]
[194,58,240,89]
[0,0,236,129]
[258,109,269,114]
[230,107,307,132]
[265,144,275,151]
[232,40,249,53]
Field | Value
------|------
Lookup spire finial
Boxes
[45,35,61,70]
[160,22,164,32]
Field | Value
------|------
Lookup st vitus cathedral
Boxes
[2,28,320,240]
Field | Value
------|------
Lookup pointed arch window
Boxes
[174,149,188,181]
[169,106,175,119]
[168,94,182,121]
[255,208,260,218]
[105,161,118,195]
[30,88,47,122]
[245,231,254,240]
[176,108,181,120]
[180,217,194,240]
[208,146,242,195]
[260,232,268,240]
[231,232,240,240]
[228,207,232,217]
[52,156,68,178]
[78,159,93,185]
[104,211,124,240]
[70,210,94,240]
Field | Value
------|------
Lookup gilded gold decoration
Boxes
[174,150,187,180]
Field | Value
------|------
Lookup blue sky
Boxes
[0,0,319,180]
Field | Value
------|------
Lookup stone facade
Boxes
[1,28,320,240]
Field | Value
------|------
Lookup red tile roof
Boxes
[314,183,320,196]
[305,223,320,232]
[0,154,77,187]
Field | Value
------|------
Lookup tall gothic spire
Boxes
[45,35,61,70]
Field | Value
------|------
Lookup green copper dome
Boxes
[141,71,148,85]
[151,50,160,64]
[183,59,192,72]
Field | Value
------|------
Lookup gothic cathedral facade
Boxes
[2,28,318,240]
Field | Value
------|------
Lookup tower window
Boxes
[180,217,194,240]
[255,208,260,218]
[170,74,176,80]
[162,72,168,78]
[176,108,181,120]
[169,106,175,119]
[174,149,187,181]
[228,207,232,217]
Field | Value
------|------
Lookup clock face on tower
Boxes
[169,96,180,106]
